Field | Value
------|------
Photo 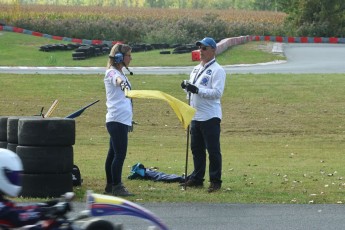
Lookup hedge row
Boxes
[10,16,285,45]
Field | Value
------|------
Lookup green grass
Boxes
[0,31,285,67]
[2,73,345,204]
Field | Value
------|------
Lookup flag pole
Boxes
[184,93,191,190]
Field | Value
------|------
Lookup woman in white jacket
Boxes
[103,43,134,196]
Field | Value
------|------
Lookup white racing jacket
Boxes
[188,58,226,121]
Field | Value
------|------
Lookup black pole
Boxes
[184,93,191,190]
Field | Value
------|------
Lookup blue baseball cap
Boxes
[196,37,217,49]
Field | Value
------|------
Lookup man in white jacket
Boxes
[181,37,226,193]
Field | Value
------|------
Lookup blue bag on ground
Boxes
[128,163,184,183]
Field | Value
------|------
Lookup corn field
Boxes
[0,3,287,44]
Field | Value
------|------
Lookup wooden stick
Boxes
[44,99,59,118]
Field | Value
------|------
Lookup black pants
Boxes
[190,118,222,184]
[105,121,128,186]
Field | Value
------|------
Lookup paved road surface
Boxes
[69,202,345,230]
[229,43,345,74]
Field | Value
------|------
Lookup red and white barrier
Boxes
[0,25,121,45]
[216,36,251,55]
[251,35,345,44]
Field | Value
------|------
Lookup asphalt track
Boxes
[69,202,345,230]
[9,43,345,230]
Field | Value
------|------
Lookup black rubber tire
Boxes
[0,116,9,141]
[73,57,86,60]
[72,52,86,57]
[83,219,116,230]
[172,49,190,54]
[0,141,7,149]
[160,50,171,54]
[16,145,73,174]
[7,116,36,144]
[6,116,19,143]
[18,118,75,146]
[7,116,39,144]
[6,143,17,153]
[20,173,73,198]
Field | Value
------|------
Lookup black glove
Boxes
[186,83,199,94]
[181,80,187,89]
[128,121,138,132]
[120,81,129,91]
[128,121,134,132]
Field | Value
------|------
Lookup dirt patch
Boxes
[257,42,274,53]
[256,42,285,57]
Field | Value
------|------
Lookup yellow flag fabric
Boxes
[126,90,195,129]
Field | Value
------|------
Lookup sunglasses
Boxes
[199,46,209,51]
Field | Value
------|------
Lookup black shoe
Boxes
[180,179,204,188]
[208,182,221,193]
[104,183,112,194]
[112,183,134,197]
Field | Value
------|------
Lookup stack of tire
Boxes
[172,44,198,54]
[17,117,75,198]
[39,43,80,52]
[72,44,110,60]
[0,116,8,149]
[151,43,170,49]
[130,43,154,52]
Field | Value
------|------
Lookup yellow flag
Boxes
[126,90,195,129]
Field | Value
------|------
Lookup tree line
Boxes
[284,0,345,37]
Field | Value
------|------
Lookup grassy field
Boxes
[1,73,345,204]
[1,31,345,204]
